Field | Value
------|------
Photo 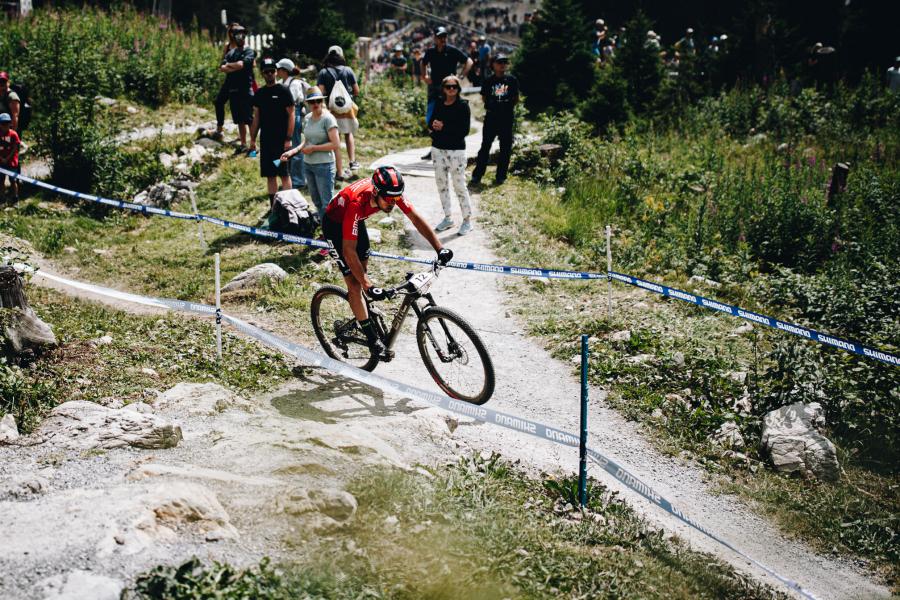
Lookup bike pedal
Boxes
[379,350,395,362]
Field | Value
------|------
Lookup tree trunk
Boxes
[0,266,57,360]
[0,266,29,310]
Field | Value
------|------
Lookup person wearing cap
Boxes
[215,23,255,152]
[676,27,696,55]
[317,45,360,181]
[389,45,408,82]
[277,58,311,189]
[0,113,20,203]
[477,35,492,84]
[0,72,21,134]
[888,56,900,93]
[471,53,518,188]
[281,89,339,217]
[421,27,473,160]
[249,57,295,208]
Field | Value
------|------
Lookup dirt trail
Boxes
[367,132,890,600]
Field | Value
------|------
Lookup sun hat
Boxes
[276,58,295,71]
[327,45,344,58]
[394,44,403,52]
[0,113,11,123]
[305,89,326,103]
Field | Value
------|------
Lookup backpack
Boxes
[284,76,310,116]
[271,189,318,237]
[7,83,31,131]
[326,67,353,115]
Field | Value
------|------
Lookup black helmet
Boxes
[372,165,405,197]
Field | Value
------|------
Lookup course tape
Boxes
[609,271,899,368]
[4,166,894,368]
[34,268,817,600]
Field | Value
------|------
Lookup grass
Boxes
[0,286,295,434]
[127,454,783,599]
[476,175,900,588]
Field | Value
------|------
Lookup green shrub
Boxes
[356,78,426,134]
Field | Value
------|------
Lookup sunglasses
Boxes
[443,84,460,90]
[307,98,324,104]
[262,69,276,74]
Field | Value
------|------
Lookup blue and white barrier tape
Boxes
[609,271,899,368]
[34,268,818,600]
[4,166,895,369]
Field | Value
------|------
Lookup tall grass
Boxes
[0,7,221,112]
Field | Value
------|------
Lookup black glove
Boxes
[437,247,454,265]
[365,286,393,301]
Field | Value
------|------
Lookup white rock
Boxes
[92,248,109,256]
[732,323,754,335]
[195,137,222,150]
[0,413,19,443]
[728,371,748,384]
[0,474,49,498]
[761,402,839,481]
[126,106,139,115]
[140,367,159,378]
[146,183,177,207]
[368,228,382,244]
[688,275,721,288]
[40,569,124,600]
[377,216,396,226]
[123,402,153,414]
[528,276,551,285]
[672,351,685,367]
[158,153,175,170]
[154,382,248,416]
[650,408,665,422]
[625,353,655,364]
[610,330,631,342]
[221,263,288,292]
[91,335,114,346]
[95,96,117,106]
[32,400,182,451]
[711,421,745,450]
[63,246,77,255]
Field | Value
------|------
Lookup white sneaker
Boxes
[349,161,360,170]
[341,168,353,180]
[458,219,473,235]
[435,216,454,232]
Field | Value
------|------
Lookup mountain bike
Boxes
[310,263,495,404]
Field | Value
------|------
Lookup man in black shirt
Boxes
[215,24,256,151]
[249,58,295,207]
[471,54,518,186]
[421,27,472,159]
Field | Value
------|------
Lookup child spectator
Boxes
[0,113,20,202]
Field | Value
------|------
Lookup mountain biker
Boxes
[324,165,453,356]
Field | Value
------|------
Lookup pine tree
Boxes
[614,11,663,114]
[271,0,356,64]
[514,0,596,114]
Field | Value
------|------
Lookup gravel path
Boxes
[367,132,890,600]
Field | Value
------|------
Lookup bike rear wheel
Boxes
[416,306,495,404]
[310,285,379,371]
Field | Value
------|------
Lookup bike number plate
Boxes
[409,271,434,293]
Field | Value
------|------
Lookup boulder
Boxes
[195,137,223,150]
[275,487,358,533]
[135,183,177,208]
[0,473,49,499]
[221,263,288,292]
[711,421,745,450]
[40,569,124,600]
[157,153,175,170]
[368,228,382,244]
[171,179,199,191]
[154,382,248,416]
[0,413,19,443]
[610,330,631,342]
[761,402,839,481]
[32,400,182,451]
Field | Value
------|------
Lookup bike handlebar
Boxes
[371,261,443,301]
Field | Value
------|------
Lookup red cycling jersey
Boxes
[325,178,412,240]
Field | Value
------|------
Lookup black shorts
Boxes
[260,136,288,178]
[229,90,253,125]
[323,216,369,277]
[1,164,20,182]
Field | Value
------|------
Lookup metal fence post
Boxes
[578,334,589,507]
[214,253,222,362]
[606,225,612,320]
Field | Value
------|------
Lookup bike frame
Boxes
[369,285,460,364]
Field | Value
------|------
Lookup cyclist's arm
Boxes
[342,238,372,289]
[406,206,444,252]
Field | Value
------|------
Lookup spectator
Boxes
[317,45,360,181]
[477,35,492,81]
[212,24,238,142]
[248,57,295,208]
[0,72,21,134]
[281,89,339,217]
[888,56,900,93]
[0,113,20,203]
[676,28,696,55]
[471,53,518,187]
[411,47,424,85]
[389,45,408,82]
[468,41,481,86]
[428,75,473,235]
[214,24,255,151]
[421,27,473,161]
[277,58,310,190]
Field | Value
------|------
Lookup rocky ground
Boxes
[0,127,891,600]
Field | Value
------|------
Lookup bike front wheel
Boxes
[310,285,379,371]
[416,306,495,404]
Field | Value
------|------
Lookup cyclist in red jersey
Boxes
[324,165,453,355]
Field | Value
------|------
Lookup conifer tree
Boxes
[514,0,596,114]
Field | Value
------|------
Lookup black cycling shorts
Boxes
[323,216,369,277]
